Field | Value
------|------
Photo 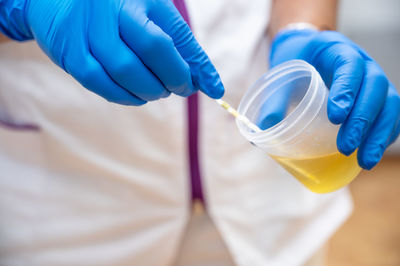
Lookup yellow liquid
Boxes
[272,152,362,193]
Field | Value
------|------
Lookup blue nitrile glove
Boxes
[269,29,400,169]
[0,0,224,105]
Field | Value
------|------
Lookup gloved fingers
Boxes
[357,84,400,169]
[88,9,169,102]
[256,81,296,130]
[148,0,224,99]
[337,61,389,156]
[65,48,146,106]
[257,97,288,130]
[119,4,195,97]
[324,43,365,124]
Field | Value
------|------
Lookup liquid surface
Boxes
[272,152,361,193]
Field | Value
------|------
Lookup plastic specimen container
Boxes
[236,60,361,193]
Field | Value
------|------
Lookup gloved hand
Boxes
[270,29,400,169]
[0,0,224,105]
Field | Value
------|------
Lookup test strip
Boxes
[215,99,262,133]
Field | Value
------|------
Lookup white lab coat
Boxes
[0,0,352,265]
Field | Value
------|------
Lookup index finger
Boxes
[321,43,365,124]
[149,0,225,99]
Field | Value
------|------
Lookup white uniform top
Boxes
[0,0,352,265]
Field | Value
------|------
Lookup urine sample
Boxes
[271,151,360,193]
[236,60,361,193]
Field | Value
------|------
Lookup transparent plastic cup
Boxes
[236,60,361,193]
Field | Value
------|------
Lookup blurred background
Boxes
[327,0,400,265]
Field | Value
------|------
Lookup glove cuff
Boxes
[0,0,33,41]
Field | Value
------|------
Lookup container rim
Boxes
[236,60,323,146]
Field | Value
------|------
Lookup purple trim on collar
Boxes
[187,93,203,202]
[0,119,40,131]
[173,0,204,204]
